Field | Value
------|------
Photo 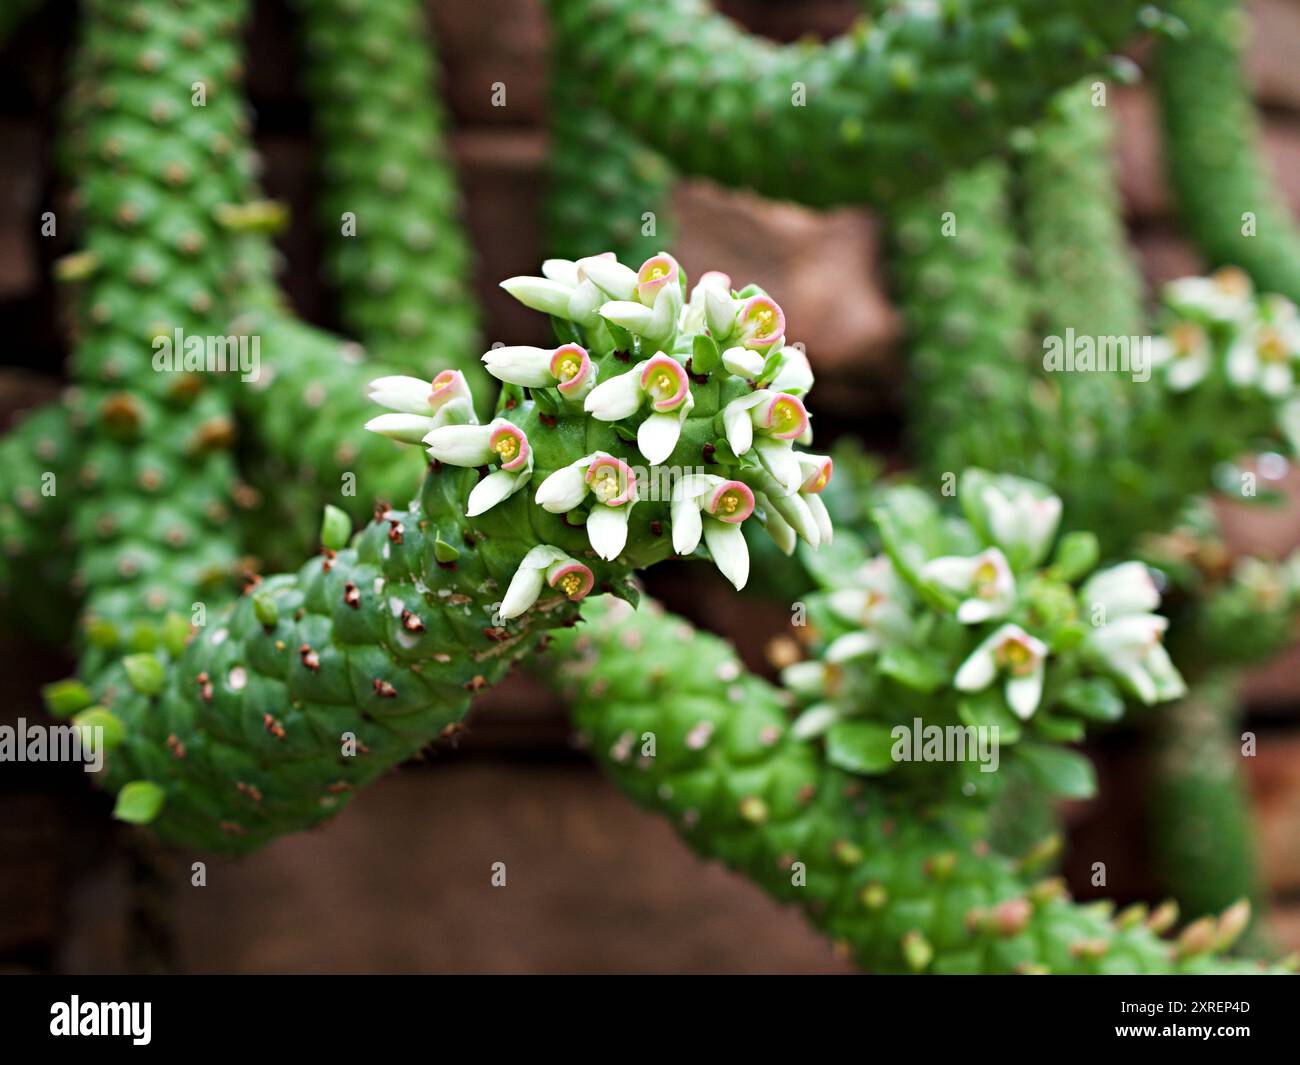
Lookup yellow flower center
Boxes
[752,307,776,334]
[770,398,800,435]
[1170,322,1203,357]
[494,436,518,462]
[1257,327,1287,363]
[1214,267,1249,298]
[996,638,1034,676]
[590,466,621,502]
[648,369,678,400]
[809,467,830,492]
[716,490,741,515]
[557,357,580,381]
[973,560,999,597]
[645,265,668,282]
[558,572,584,598]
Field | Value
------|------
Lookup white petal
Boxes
[368,375,435,414]
[723,401,755,456]
[648,282,683,342]
[1005,666,1044,720]
[764,487,821,547]
[922,555,976,589]
[670,493,704,555]
[587,505,630,560]
[500,276,574,318]
[825,631,878,663]
[790,703,838,740]
[365,412,433,444]
[534,462,590,513]
[754,438,802,496]
[482,346,556,387]
[705,289,737,338]
[423,422,495,467]
[499,564,547,620]
[804,492,833,545]
[579,257,638,300]
[703,520,749,590]
[584,367,645,421]
[722,346,765,379]
[771,347,814,394]
[1166,350,1208,392]
[954,645,997,692]
[466,469,526,517]
[599,300,655,335]
[540,258,579,286]
[637,410,683,465]
[956,598,998,624]
[760,498,798,556]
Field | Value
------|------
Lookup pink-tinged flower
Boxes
[703,480,755,524]
[640,354,690,412]
[752,392,808,440]
[636,253,680,306]
[799,453,833,494]
[954,623,1049,720]
[585,453,637,506]
[546,559,595,602]
[671,475,755,589]
[550,344,592,396]
[738,295,785,350]
[921,548,1015,625]
[365,369,478,443]
[489,422,529,471]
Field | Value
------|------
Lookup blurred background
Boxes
[2,0,1300,973]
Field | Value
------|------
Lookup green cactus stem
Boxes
[538,595,1272,973]
[292,0,487,400]
[61,0,258,671]
[889,159,1039,483]
[549,0,1149,208]
[1156,0,1300,301]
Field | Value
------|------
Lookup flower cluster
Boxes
[365,251,831,617]
[781,470,1187,784]
[1151,268,1300,449]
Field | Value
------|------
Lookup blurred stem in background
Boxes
[1157,0,1300,302]
[292,0,487,403]
[1147,670,1268,951]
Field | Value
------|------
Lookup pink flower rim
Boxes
[547,561,595,601]
[585,453,638,506]
[639,355,690,412]
[488,423,530,471]
[705,480,755,524]
[549,344,591,394]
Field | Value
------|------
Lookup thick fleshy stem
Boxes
[549,0,1149,208]
[536,596,1276,973]
[889,159,1039,482]
[291,0,488,402]
[1156,0,1300,301]
[1018,80,1148,544]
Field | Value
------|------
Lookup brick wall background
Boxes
[1,0,1299,972]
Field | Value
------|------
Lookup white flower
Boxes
[954,623,1049,720]
[1081,612,1185,704]
[1080,562,1160,620]
[722,389,809,493]
[682,270,732,333]
[749,473,821,547]
[922,548,1015,624]
[482,343,593,397]
[827,557,912,647]
[1165,267,1254,323]
[422,418,533,517]
[581,453,640,560]
[670,475,756,590]
[599,281,683,347]
[1227,300,1300,398]
[980,482,1062,571]
[584,354,695,465]
[365,369,477,443]
[498,545,594,620]
[1150,321,1212,392]
[501,252,617,327]
[736,294,785,351]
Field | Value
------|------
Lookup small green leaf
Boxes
[825,721,897,775]
[122,653,164,697]
[1017,743,1096,799]
[691,333,720,374]
[1058,677,1125,722]
[1049,530,1100,582]
[1031,714,1086,744]
[252,592,279,627]
[72,707,125,751]
[433,536,461,563]
[957,691,1022,744]
[86,618,119,649]
[755,348,784,386]
[878,646,947,693]
[320,504,352,551]
[530,387,558,415]
[113,781,166,824]
[42,679,94,719]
